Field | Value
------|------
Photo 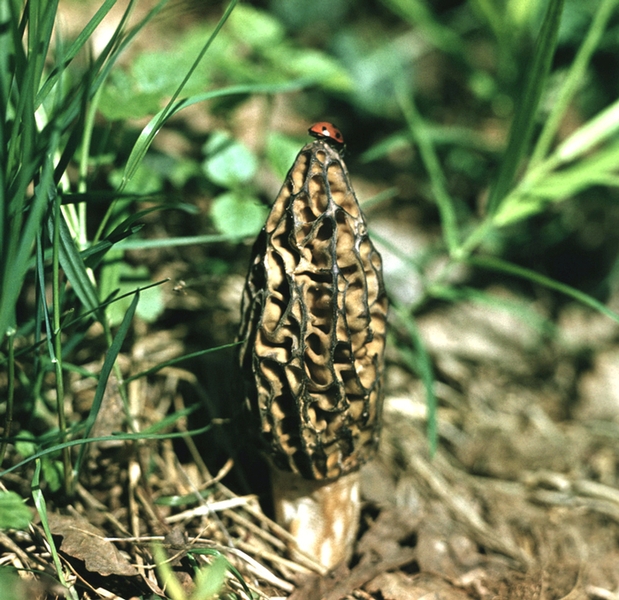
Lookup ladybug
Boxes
[308,121,345,146]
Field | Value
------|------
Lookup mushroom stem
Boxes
[270,467,361,570]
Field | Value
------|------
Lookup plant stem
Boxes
[0,331,15,465]
[52,194,73,495]
[530,0,619,167]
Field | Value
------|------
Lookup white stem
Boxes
[270,468,361,570]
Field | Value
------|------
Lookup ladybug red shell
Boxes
[308,121,345,146]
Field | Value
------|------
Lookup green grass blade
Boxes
[471,0,508,47]
[486,0,565,215]
[7,63,36,210]
[120,78,309,193]
[31,461,64,579]
[6,0,27,80]
[140,405,201,435]
[115,233,251,250]
[0,421,216,479]
[529,0,619,166]
[393,303,438,456]
[72,291,140,483]
[82,225,144,270]
[0,128,59,344]
[52,193,73,494]
[47,0,167,144]
[32,460,79,600]
[0,332,15,464]
[27,0,59,102]
[47,208,100,315]
[69,0,163,129]
[88,236,131,268]
[152,542,186,600]
[188,548,252,599]
[35,234,56,361]
[0,3,14,159]
[124,340,242,384]
[526,137,619,201]
[368,229,424,276]
[382,0,464,55]
[117,0,239,194]
[107,201,197,238]
[35,0,118,107]
[59,279,165,332]
[396,81,460,254]
[88,0,168,96]
[493,133,619,227]
[469,256,619,324]
[553,96,619,164]
[193,554,228,599]
[428,284,554,336]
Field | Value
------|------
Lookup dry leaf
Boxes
[48,513,138,577]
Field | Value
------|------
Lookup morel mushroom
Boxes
[238,134,388,569]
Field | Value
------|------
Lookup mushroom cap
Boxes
[238,140,388,481]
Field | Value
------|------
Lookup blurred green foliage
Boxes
[0,567,26,600]
[0,492,32,531]
[99,4,352,121]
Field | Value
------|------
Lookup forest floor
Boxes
[4,229,619,599]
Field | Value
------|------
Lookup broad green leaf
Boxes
[210,191,267,238]
[0,567,25,600]
[98,70,164,120]
[282,49,354,92]
[202,132,258,187]
[228,5,284,48]
[0,492,32,530]
[108,158,165,194]
[15,431,37,459]
[103,263,164,326]
[41,459,64,493]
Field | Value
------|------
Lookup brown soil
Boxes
[4,263,619,599]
